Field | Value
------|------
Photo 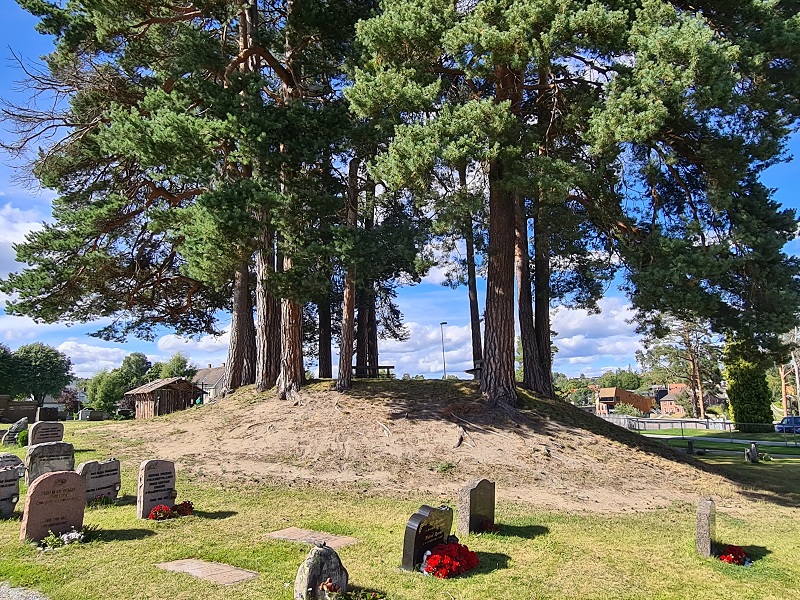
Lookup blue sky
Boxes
[0,4,798,380]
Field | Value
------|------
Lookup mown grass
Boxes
[3,399,800,599]
[657,438,800,457]
[641,428,800,444]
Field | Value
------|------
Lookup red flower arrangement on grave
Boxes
[172,500,194,516]
[718,545,748,566]
[422,542,479,578]
[148,504,176,520]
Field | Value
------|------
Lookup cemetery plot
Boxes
[2,418,28,446]
[0,467,20,518]
[19,471,85,542]
[156,559,258,585]
[137,459,177,519]
[457,478,495,536]
[76,459,121,504]
[25,441,75,485]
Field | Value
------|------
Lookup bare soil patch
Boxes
[87,380,741,513]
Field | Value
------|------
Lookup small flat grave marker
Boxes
[137,459,177,519]
[266,527,359,549]
[457,478,496,536]
[0,467,21,518]
[156,559,258,585]
[25,441,75,485]
[28,422,64,445]
[19,470,85,542]
[401,505,454,571]
[696,497,716,558]
[36,407,59,422]
[77,458,121,504]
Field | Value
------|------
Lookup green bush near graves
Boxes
[16,429,27,447]
[2,422,800,599]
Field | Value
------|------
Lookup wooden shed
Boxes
[125,378,204,419]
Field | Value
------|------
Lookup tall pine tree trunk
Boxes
[318,292,332,378]
[515,193,536,391]
[336,157,360,391]
[223,261,251,391]
[459,164,482,378]
[240,276,257,386]
[255,233,280,391]
[532,200,554,398]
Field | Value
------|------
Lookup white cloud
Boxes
[0,314,74,343]
[0,201,47,276]
[56,340,129,378]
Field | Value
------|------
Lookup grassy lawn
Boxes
[657,438,800,457]
[640,428,800,444]
[2,421,800,599]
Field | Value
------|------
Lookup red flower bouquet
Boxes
[719,545,748,566]
[148,504,176,520]
[172,500,194,516]
[422,542,479,578]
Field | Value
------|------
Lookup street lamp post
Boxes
[440,321,448,380]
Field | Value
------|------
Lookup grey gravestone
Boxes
[77,458,121,504]
[36,407,58,422]
[2,418,28,446]
[0,453,24,477]
[78,409,104,421]
[137,459,177,519]
[19,470,85,542]
[0,467,20,518]
[28,422,64,445]
[25,441,75,485]
[745,442,759,463]
[294,544,349,600]
[457,478,496,536]
[401,505,454,571]
[0,430,7,441]
[696,497,716,557]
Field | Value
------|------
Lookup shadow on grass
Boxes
[495,524,549,539]
[469,552,511,575]
[695,456,800,508]
[95,528,157,542]
[715,543,771,564]
[114,494,137,507]
[193,509,237,520]
[346,585,389,598]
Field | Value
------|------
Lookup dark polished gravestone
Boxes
[19,471,86,542]
[25,441,75,485]
[36,407,59,422]
[0,467,21,518]
[457,478,496,536]
[136,459,177,519]
[401,505,454,571]
[28,421,65,445]
[77,458,121,504]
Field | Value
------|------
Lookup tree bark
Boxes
[240,275,257,386]
[223,260,250,392]
[277,282,304,401]
[318,293,332,378]
[515,193,536,391]
[336,157,360,391]
[481,157,517,406]
[779,363,789,417]
[459,164,482,379]
[531,198,554,397]
[255,228,280,391]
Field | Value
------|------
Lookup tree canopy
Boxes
[10,342,73,406]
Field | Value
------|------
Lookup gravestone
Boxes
[137,459,177,519]
[28,422,64,445]
[77,458,121,504]
[36,407,59,422]
[19,471,85,542]
[78,409,104,421]
[25,441,75,485]
[744,442,759,463]
[0,430,7,441]
[696,497,716,557]
[401,505,454,571]
[457,478,496,536]
[2,418,28,446]
[294,544,349,600]
[0,467,20,518]
[0,452,24,477]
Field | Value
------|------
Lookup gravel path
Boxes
[0,583,48,600]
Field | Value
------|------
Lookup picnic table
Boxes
[352,365,395,378]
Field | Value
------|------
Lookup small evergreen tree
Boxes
[725,344,773,433]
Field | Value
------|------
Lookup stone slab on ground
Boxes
[0,582,49,600]
[266,527,358,549]
[155,559,258,585]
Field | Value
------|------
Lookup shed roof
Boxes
[124,377,203,396]
[193,366,226,387]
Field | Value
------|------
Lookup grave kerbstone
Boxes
[136,459,177,519]
[19,470,85,542]
[696,497,716,558]
[401,505,454,571]
[25,441,75,485]
[294,544,349,600]
[77,458,121,504]
[2,418,28,446]
[457,478,496,536]
[28,422,64,445]
[0,467,20,518]
[0,452,24,477]
[36,407,59,422]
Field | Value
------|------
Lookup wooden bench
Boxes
[352,365,395,378]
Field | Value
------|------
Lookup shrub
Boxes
[725,343,772,433]
[17,429,28,447]
[612,403,644,417]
